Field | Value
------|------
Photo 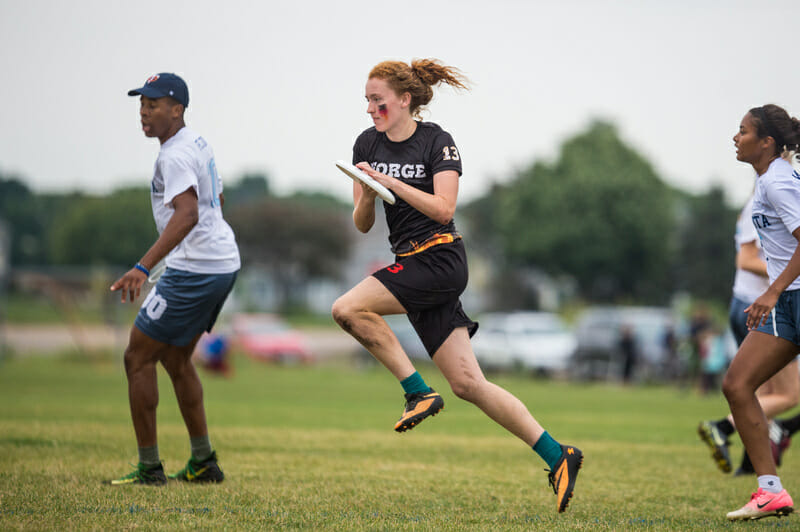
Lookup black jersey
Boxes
[352,121,463,255]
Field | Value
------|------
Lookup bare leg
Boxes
[433,327,545,446]
[123,326,169,447]
[160,332,208,438]
[332,276,416,380]
[756,359,800,419]
[722,332,797,476]
[725,359,800,430]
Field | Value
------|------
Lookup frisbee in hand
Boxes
[335,160,396,204]
[148,262,166,284]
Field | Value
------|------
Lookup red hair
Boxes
[369,58,469,118]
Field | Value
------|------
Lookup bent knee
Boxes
[450,374,485,402]
[331,298,351,328]
[332,296,364,333]
[123,346,155,375]
[722,370,751,402]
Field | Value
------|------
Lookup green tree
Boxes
[226,196,352,308]
[224,173,271,206]
[0,177,49,265]
[674,186,737,302]
[473,120,676,303]
[49,187,155,266]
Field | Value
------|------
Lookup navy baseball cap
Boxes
[128,73,189,107]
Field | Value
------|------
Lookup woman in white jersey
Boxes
[724,104,800,521]
[698,196,797,475]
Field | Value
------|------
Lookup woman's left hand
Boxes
[356,163,395,190]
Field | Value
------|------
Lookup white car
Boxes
[472,312,577,374]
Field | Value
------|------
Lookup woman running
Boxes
[724,104,800,521]
[332,58,582,513]
[698,194,797,476]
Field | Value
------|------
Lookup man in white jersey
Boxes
[107,73,240,485]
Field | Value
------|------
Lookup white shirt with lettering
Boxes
[751,157,800,289]
[151,127,240,274]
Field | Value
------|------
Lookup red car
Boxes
[230,313,313,364]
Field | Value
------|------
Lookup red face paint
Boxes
[378,104,388,119]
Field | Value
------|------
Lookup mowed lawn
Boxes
[1,353,798,530]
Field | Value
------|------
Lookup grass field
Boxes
[1,353,798,530]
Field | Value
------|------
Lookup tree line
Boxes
[0,120,738,308]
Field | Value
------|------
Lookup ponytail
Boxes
[750,104,800,156]
[370,58,470,118]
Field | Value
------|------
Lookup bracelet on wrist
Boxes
[134,263,150,277]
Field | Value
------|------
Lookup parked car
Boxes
[571,306,677,381]
[471,311,578,375]
[230,313,313,364]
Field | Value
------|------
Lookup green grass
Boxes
[0,354,798,530]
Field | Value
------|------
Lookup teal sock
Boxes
[532,431,563,470]
[190,435,213,462]
[138,445,160,468]
[400,371,431,395]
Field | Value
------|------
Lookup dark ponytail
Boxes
[749,104,800,155]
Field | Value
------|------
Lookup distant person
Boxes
[661,325,681,381]
[331,58,582,513]
[698,324,728,394]
[698,194,796,476]
[618,324,637,383]
[198,333,232,377]
[108,73,240,485]
[688,304,712,386]
[722,104,800,521]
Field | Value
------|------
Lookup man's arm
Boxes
[110,187,199,303]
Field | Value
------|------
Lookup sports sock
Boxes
[738,451,754,473]
[716,418,735,436]
[758,475,783,494]
[778,413,800,436]
[768,420,785,444]
[190,435,213,462]
[400,371,431,395]
[138,445,160,468]
[532,431,563,470]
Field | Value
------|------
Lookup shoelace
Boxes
[545,468,558,493]
[121,462,159,480]
[404,392,428,409]
[405,397,421,409]
[177,460,198,477]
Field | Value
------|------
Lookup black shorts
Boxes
[372,239,478,357]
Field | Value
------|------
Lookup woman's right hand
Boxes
[745,288,780,330]
[352,161,377,232]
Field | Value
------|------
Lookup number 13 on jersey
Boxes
[442,146,460,161]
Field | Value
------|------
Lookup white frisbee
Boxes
[335,160,396,205]
[148,262,166,284]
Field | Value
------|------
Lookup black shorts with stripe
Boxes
[372,239,478,357]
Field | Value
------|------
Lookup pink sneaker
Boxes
[727,488,794,521]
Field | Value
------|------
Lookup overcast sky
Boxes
[1,0,797,207]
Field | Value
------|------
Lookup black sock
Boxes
[778,413,800,436]
[716,418,735,436]
[739,451,754,473]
